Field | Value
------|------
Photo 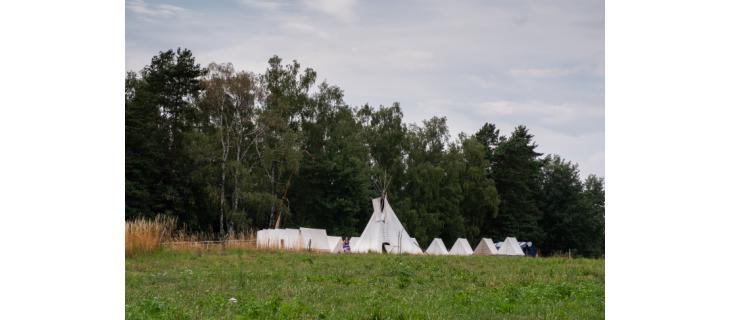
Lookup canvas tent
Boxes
[256,229,264,248]
[497,237,525,256]
[327,236,344,253]
[474,238,499,256]
[282,228,301,250]
[258,229,275,248]
[425,238,449,255]
[351,196,422,254]
[449,238,474,255]
[299,227,330,252]
[256,228,299,250]
[384,237,422,254]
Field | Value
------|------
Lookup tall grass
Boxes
[125,215,177,256]
[164,230,256,251]
[126,216,256,256]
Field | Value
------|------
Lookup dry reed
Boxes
[125,215,177,256]
[164,230,256,251]
[126,216,256,256]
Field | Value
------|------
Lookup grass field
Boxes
[126,249,604,319]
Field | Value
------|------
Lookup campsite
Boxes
[124,47,606,318]
[124,2,605,317]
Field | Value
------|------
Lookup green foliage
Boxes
[126,249,605,319]
[537,156,605,257]
[490,125,544,244]
[125,49,604,256]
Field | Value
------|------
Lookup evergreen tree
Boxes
[125,48,208,227]
[491,125,544,243]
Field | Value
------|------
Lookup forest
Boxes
[126,48,604,257]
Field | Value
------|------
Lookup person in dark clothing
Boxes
[526,242,537,257]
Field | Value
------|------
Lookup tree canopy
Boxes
[126,49,605,257]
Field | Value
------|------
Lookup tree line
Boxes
[126,48,604,257]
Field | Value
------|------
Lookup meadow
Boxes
[126,248,604,319]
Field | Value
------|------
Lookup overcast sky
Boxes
[126,0,604,178]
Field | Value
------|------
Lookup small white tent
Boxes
[299,228,330,252]
[258,229,272,248]
[497,237,525,256]
[351,196,422,254]
[449,238,474,256]
[425,238,449,255]
[272,229,286,249]
[283,228,302,250]
[256,229,264,248]
[327,236,344,253]
[474,238,498,256]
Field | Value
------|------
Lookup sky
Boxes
[126,0,604,178]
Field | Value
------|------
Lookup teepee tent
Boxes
[351,196,422,254]
[299,228,330,252]
[425,238,449,255]
[497,237,525,256]
[474,238,499,256]
[449,238,474,256]
[327,236,344,253]
[384,237,422,254]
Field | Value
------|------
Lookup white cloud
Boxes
[509,67,581,78]
[281,21,330,39]
[476,100,602,125]
[126,0,185,19]
[303,0,357,23]
[389,49,435,71]
[239,0,283,11]
[467,75,498,89]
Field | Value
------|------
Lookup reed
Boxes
[125,215,177,256]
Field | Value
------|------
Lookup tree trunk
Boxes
[268,164,277,228]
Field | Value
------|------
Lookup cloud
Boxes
[125,0,604,177]
[126,0,185,19]
[477,100,600,119]
[509,67,581,78]
[467,75,498,89]
[303,0,357,23]
[280,21,330,39]
[239,0,284,11]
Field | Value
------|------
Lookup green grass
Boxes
[126,249,604,319]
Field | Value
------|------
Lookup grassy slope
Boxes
[126,249,604,319]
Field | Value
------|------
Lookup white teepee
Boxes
[474,238,498,256]
[327,236,344,253]
[497,237,525,256]
[351,196,422,254]
[449,238,474,256]
[425,238,449,255]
